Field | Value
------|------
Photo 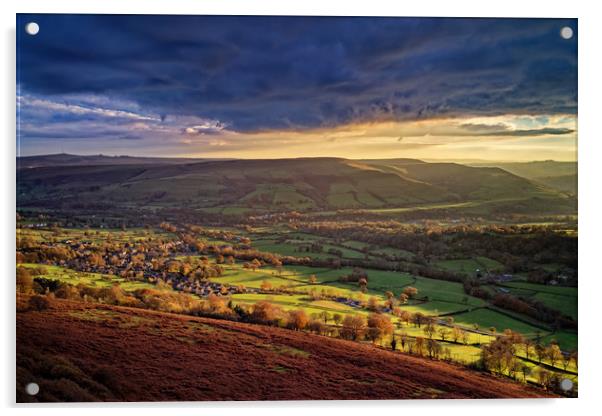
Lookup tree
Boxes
[390,337,397,351]
[535,343,546,363]
[452,326,462,343]
[319,311,331,324]
[308,319,325,335]
[438,327,449,341]
[251,301,279,323]
[562,352,572,371]
[398,293,409,304]
[287,309,309,331]
[426,338,442,359]
[248,258,261,271]
[341,315,366,341]
[521,364,531,383]
[524,339,534,360]
[16,267,33,294]
[367,297,379,311]
[260,280,273,292]
[400,332,408,351]
[332,313,342,326]
[412,312,425,328]
[509,360,522,380]
[547,344,562,367]
[423,321,436,339]
[402,286,418,299]
[537,369,552,389]
[358,277,368,293]
[461,330,470,345]
[399,310,411,326]
[571,350,578,370]
[367,313,393,344]
[481,336,516,375]
[415,336,425,356]
[273,259,283,276]
[207,294,229,314]
[308,274,317,284]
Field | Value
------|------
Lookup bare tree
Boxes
[547,344,562,367]
[438,327,449,342]
[341,315,367,341]
[423,320,436,339]
[452,326,462,343]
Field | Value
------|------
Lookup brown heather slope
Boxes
[17,299,554,402]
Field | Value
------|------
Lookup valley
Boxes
[16,155,578,401]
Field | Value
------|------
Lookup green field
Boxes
[434,256,503,275]
[18,263,157,292]
[451,308,544,336]
[412,276,485,307]
[253,238,367,261]
[18,227,175,245]
[502,281,577,319]
[541,330,578,351]
[229,293,364,317]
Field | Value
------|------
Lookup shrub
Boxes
[28,295,50,311]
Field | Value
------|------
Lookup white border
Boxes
[2,1,601,414]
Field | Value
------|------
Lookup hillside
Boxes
[16,299,553,402]
[16,156,575,214]
[468,161,577,194]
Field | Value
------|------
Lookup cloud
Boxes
[17,14,577,136]
[457,123,574,137]
[183,120,227,135]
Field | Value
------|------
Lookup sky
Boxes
[16,15,577,161]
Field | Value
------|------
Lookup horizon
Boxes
[16,152,577,164]
[17,15,577,161]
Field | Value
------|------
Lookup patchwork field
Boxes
[502,282,577,320]
[16,219,577,397]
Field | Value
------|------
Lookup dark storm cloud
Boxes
[458,123,574,136]
[17,14,577,134]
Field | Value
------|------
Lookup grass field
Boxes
[502,281,577,319]
[412,276,485,307]
[229,293,364,317]
[541,330,578,351]
[253,238,368,261]
[434,256,503,275]
[18,263,158,292]
[451,308,544,336]
[18,227,175,245]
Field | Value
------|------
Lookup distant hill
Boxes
[17,299,553,402]
[16,156,576,215]
[468,161,577,194]
[17,153,222,169]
